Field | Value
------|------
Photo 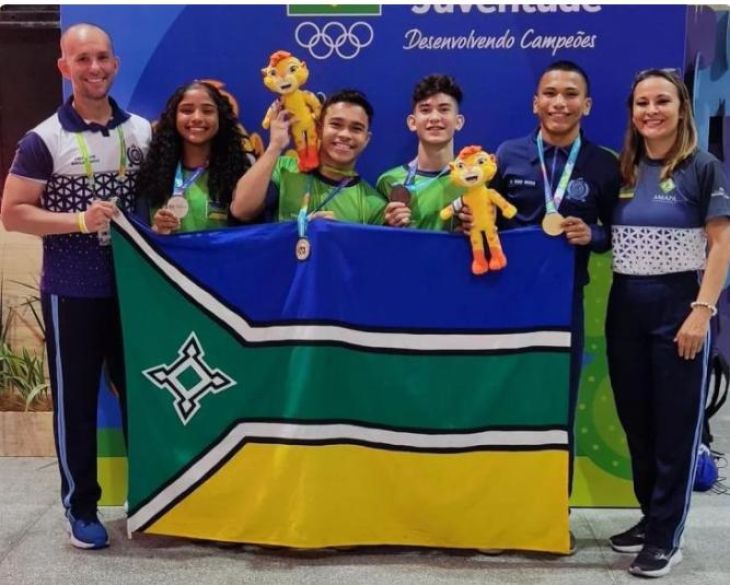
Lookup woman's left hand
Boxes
[674,308,712,360]
[152,208,180,235]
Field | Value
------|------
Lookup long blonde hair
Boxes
[619,69,697,186]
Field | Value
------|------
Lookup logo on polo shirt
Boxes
[711,186,730,200]
[71,154,100,167]
[659,178,675,193]
[653,178,680,204]
[566,178,589,202]
[652,192,677,204]
[127,144,144,166]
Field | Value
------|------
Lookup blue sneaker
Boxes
[67,513,109,550]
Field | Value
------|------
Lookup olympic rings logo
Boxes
[295,21,374,60]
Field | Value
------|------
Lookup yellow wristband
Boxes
[690,301,718,317]
[77,211,89,234]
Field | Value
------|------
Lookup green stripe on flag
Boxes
[97,428,126,457]
[113,225,570,509]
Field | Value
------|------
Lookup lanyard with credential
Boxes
[167,161,208,219]
[295,174,352,261]
[74,127,127,193]
[536,132,581,236]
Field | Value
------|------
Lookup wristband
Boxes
[690,301,718,317]
[77,211,89,234]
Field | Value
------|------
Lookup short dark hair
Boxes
[412,74,463,109]
[321,89,374,126]
[537,60,591,97]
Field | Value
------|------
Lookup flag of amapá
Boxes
[112,213,574,552]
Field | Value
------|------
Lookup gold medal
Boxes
[295,237,311,261]
[541,212,565,236]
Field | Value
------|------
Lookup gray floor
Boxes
[2,412,729,585]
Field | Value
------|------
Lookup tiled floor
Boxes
[2,411,729,585]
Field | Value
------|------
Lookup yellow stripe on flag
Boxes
[98,457,128,505]
[146,443,570,552]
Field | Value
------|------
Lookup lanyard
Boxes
[536,132,581,214]
[309,174,352,214]
[404,157,419,187]
[297,174,352,238]
[173,162,207,197]
[74,127,127,192]
[402,157,450,193]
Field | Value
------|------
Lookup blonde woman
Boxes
[606,69,730,578]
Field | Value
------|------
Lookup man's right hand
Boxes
[267,105,292,154]
[84,200,118,233]
[384,201,411,227]
[456,204,474,235]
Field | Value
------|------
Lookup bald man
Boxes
[1,23,151,550]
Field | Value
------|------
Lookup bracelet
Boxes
[77,211,89,234]
[690,301,718,317]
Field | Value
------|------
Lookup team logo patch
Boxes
[659,178,675,193]
[566,178,589,202]
[127,144,144,166]
[142,332,236,425]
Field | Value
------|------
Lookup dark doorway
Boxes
[0,5,61,195]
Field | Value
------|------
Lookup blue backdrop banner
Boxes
[62,4,685,181]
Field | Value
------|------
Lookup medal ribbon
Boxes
[173,161,208,197]
[400,157,450,195]
[297,174,352,239]
[536,132,581,214]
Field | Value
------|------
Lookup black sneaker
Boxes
[610,518,647,553]
[629,546,682,578]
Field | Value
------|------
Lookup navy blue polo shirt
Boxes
[9,96,151,297]
[611,151,730,276]
[492,128,620,286]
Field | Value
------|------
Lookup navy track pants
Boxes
[41,293,127,520]
[606,272,707,550]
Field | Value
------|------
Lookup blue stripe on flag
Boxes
[123,216,574,331]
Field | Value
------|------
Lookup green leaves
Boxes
[0,276,49,411]
[0,341,50,410]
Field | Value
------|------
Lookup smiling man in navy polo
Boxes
[1,23,150,551]
[492,60,620,551]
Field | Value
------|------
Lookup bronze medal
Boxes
[389,185,411,205]
[295,237,311,261]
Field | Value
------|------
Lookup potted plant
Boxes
[0,278,54,456]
